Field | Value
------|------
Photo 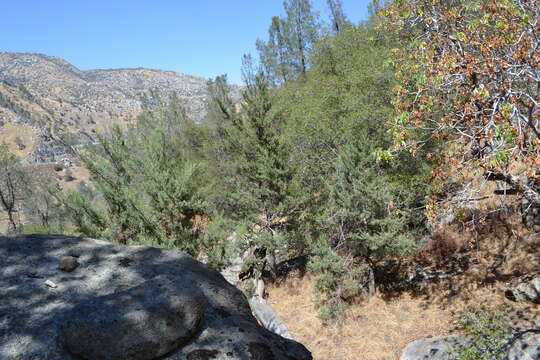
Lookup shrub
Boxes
[457,309,513,360]
[309,237,367,322]
[20,222,76,236]
[417,231,466,265]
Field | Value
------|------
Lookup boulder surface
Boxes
[400,333,540,360]
[0,235,312,360]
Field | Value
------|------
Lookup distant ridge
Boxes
[0,52,240,162]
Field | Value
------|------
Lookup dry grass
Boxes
[267,275,455,360]
[0,122,37,158]
[419,210,540,310]
[266,208,540,360]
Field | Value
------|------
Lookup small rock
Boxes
[506,276,540,304]
[44,279,57,288]
[59,256,78,272]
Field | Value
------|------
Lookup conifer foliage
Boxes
[61,94,211,256]
[207,58,304,264]
[257,0,321,84]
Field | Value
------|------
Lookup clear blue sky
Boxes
[1,1,371,84]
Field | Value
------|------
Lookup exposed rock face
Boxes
[0,235,312,360]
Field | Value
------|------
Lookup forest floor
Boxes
[267,210,540,360]
[268,275,455,360]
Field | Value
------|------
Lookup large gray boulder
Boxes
[400,332,540,360]
[399,336,467,360]
[61,275,205,360]
[505,331,540,360]
[0,235,312,360]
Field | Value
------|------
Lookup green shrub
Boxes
[20,223,77,236]
[309,237,367,322]
[457,310,513,360]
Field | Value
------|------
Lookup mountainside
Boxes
[0,52,237,162]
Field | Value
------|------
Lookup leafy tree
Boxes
[380,0,540,211]
[271,22,434,318]
[279,25,396,189]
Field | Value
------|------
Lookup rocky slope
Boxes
[0,52,239,162]
[0,234,312,360]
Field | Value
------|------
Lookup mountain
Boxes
[0,52,238,162]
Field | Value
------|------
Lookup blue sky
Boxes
[1,1,372,84]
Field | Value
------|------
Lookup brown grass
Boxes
[267,208,540,360]
[267,275,455,360]
[0,122,37,158]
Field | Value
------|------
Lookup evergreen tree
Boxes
[283,0,321,77]
[256,17,294,85]
[326,0,350,34]
[61,94,211,256]
[257,0,321,83]
[206,60,305,266]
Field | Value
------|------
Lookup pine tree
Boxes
[256,17,293,85]
[326,0,350,34]
[207,60,305,265]
[257,0,321,83]
[283,0,321,77]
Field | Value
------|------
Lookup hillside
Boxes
[0,52,239,162]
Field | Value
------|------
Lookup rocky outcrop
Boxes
[221,251,295,341]
[400,332,540,360]
[400,328,540,360]
[506,275,540,304]
[0,235,311,360]
[400,336,467,360]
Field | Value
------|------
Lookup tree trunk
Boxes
[367,265,376,297]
